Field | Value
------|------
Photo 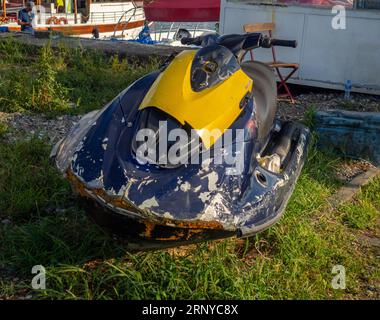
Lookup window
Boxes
[355,0,380,9]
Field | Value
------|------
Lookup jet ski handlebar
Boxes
[181,33,297,49]
[181,36,203,46]
[259,37,297,48]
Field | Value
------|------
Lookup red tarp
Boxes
[143,0,220,22]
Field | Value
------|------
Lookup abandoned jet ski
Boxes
[51,32,311,249]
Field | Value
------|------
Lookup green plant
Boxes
[0,40,159,115]
[0,121,8,137]
[30,43,69,112]
[340,201,378,229]
[0,68,31,112]
[110,55,128,72]
[0,37,36,65]
[339,177,380,229]
[302,105,317,128]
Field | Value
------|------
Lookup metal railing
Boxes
[112,4,145,38]
[149,22,216,42]
[90,9,144,24]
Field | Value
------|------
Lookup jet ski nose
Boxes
[131,107,202,169]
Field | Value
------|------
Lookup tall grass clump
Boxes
[0,37,159,114]
[0,37,36,65]
[30,43,69,112]
[57,50,160,113]
[0,41,69,113]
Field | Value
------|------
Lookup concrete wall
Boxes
[220,0,380,94]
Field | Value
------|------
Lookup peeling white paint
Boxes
[145,179,154,186]
[207,171,218,191]
[101,138,108,151]
[139,196,159,210]
[180,181,191,192]
[201,157,213,168]
[199,192,210,203]
[86,170,104,189]
[163,212,174,219]
[193,185,201,193]
[123,178,138,198]
[137,178,154,191]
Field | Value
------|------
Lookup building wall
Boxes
[220,0,380,94]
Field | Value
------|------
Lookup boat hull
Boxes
[6,20,144,35]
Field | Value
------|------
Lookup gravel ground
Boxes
[0,112,81,145]
[277,91,380,120]
[334,160,376,183]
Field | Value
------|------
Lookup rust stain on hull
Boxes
[66,170,228,243]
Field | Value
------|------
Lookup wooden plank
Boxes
[0,32,188,59]
[243,22,274,33]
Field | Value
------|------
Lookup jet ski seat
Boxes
[241,61,277,142]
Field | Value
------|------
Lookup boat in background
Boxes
[0,0,145,37]
[110,0,220,46]
[0,0,220,46]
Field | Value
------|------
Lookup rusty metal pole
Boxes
[74,0,77,24]
[2,0,6,19]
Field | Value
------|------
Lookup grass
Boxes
[0,121,7,137]
[0,137,378,299]
[0,138,69,221]
[0,37,159,115]
[339,178,380,229]
[0,37,378,300]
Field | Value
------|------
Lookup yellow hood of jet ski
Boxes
[139,50,253,149]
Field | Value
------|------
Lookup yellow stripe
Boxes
[139,50,252,149]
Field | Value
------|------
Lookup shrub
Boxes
[30,43,69,112]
